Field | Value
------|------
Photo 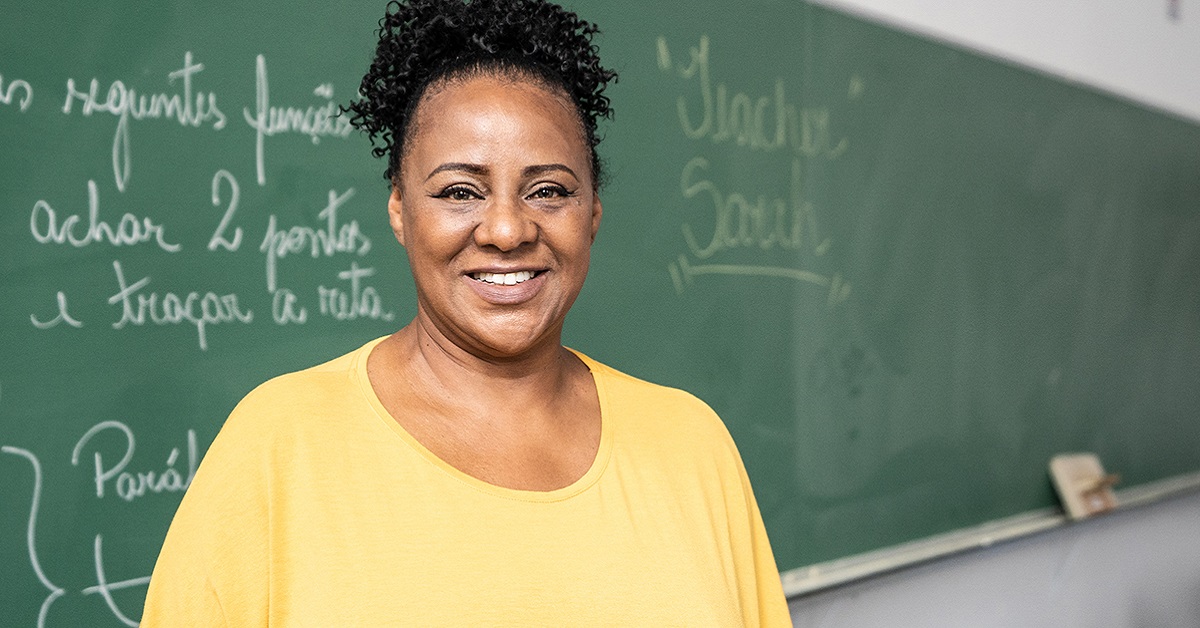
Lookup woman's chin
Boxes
[418,313,560,363]
[466,328,558,361]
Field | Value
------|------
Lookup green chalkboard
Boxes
[3,1,1200,624]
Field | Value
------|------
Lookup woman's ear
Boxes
[590,196,603,243]
[388,186,406,247]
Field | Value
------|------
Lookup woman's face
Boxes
[389,74,602,359]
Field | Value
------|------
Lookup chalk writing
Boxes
[258,188,376,324]
[0,71,33,111]
[258,188,370,292]
[30,179,181,252]
[668,254,851,305]
[1,445,66,628]
[678,156,828,259]
[272,287,309,324]
[71,420,198,502]
[318,262,395,321]
[5,31,408,628]
[107,260,254,351]
[243,54,354,186]
[30,292,84,329]
[61,51,227,191]
[657,34,854,304]
[659,35,847,158]
[4,440,153,627]
[209,169,244,251]
[82,536,147,627]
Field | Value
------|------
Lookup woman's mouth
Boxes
[463,269,549,305]
[470,270,541,285]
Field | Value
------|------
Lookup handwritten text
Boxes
[61,52,227,191]
[1,71,33,111]
[243,55,353,186]
[30,180,180,252]
[107,260,254,350]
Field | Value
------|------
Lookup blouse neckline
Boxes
[352,336,614,503]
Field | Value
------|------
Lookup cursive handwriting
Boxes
[71,420,199,502]
[659,35,847,159]
[4,439,155,627]
[668,157,850,304]
[658,34,855,303]
[258,188,370,292]
[30,179,180,252]
[107,260,254,351]
[272,287,309,325]
[30,291,84,330]
[318,262,395,321]
[243,54,353,186]
[679,156,828,259]
[1,71,33,111]
[61,51,227,192]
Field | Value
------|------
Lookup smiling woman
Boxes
[387,76,601,370]
[140,0,790,625]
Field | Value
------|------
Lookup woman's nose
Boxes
[473,196,537,251]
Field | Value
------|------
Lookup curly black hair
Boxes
[345,0,617,188]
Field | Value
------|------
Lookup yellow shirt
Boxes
[142,338,791,626]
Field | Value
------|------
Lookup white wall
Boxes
[787,489,1200,627]
[809,0,1200,124]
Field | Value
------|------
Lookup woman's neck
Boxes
[366,314,601,491]
[391,313,578,415]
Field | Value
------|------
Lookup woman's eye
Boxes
[528,185,570,200]
[434,186,479,201]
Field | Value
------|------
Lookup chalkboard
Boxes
[3,1,1200,625]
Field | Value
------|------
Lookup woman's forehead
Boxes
[419,72,580,130]
[403,75,590,174]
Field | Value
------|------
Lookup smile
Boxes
[470,270,540,285]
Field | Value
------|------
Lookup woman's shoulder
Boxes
[244,345,360,399]
[218,337,380,442]
[575,350,712,406]
[573,350,738,451]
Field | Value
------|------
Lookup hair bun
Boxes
[345,0,617,186]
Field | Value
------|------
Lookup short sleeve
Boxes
[140,387,276,627]
[740,463,793,627]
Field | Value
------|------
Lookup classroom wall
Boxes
[787,489,1200,627]
[3,3,1195,625]
[810,0,1200,124]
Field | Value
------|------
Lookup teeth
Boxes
[472,271,536,285]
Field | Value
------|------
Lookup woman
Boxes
[142,0,790,625]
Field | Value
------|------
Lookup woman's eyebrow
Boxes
[425,163,579,181]
[425,162,489,181]
[523,163,577,179]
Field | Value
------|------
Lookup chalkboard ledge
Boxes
[781,471,1200,597]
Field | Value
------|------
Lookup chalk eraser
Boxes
[1049,453,1119,520]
